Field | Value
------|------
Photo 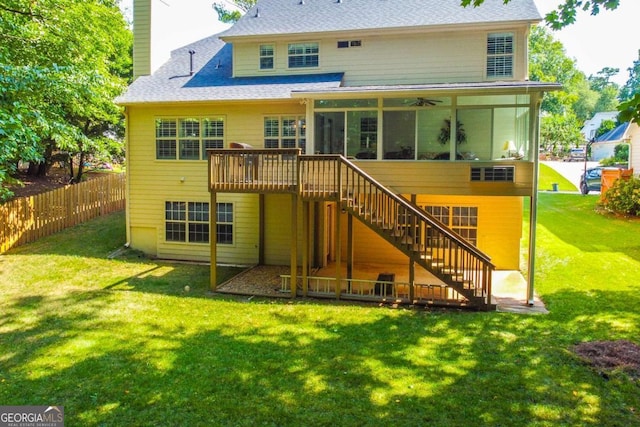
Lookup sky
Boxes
[120,0,639,85]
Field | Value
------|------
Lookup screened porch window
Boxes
[312,95,531,161]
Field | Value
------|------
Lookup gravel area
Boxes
[216,265,293,296]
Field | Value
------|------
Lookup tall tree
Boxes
[619,54,640,102]
[588,68,621,113]
[528,26,583,116]
[0,0,132,199]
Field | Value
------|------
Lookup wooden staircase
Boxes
[209,149,495,309]
[330,158,494,309]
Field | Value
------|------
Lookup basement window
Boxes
[424,205,478,246]
[164,201,234,244]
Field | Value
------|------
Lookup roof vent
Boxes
[254,7,260,17]
[299,0,304,4]
[188,50,195,76]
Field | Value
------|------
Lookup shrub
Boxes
[602,175,640,216]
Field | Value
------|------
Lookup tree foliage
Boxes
[0,0,132,199]
[619,55,640,102]
[618,56,640,123]
[468,0,638,123]
[588,68,621,113]
[595,119,617,138]
[462,0,621,28]
[540,113,583,154]
[212,0,255,23]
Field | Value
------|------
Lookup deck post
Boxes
[335,202,342,299]
[346,213,353,292]
[302,201,309,297]
[209,191,217,291]
[259,194,265,265]
[409,194,417,302]
[409,258,415,302]
[290,193,298,298]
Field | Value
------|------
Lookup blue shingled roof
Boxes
[117,36,344,104]
[220,0,541,38]
[595,123,630,143]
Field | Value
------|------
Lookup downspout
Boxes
[124,106,131,248]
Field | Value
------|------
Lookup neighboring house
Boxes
[626,122,640,174]
[591,122,634,162]
[581,111,618,142]
[118,0,560,309]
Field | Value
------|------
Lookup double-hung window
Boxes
[165,201,233,244]
[260,44,274,70]
[165,201,210,243]
[288,42,319,68]
[487,33,513,78]
[264,116,306,151]
[216,203,233,244]
[155,117,225,160]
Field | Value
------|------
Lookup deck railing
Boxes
[208,148,300,193]
[280,275,467,306]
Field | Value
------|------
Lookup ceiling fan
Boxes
[410,97,443,107]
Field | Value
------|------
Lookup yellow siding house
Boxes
[119,0,560,309]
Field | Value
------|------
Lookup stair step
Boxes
[399,235,414,244]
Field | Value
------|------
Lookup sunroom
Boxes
[292,82,556,165]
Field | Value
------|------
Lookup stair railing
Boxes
[299,155,494,305]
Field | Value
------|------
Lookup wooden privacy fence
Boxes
[0,173,126,254]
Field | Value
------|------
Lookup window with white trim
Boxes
[264,116,306,151]
[216,202,233,244]
[424,205,478,246]
[487,33,513,78]
[164,202,233,244]
[259,44,274,70]
[288,42,319,68]
[165,201,209,243]
[155,117,225,160]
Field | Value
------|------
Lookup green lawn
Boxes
[1,201,639,426]
[538,163,578,192]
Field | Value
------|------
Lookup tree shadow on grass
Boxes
[2,287,640,426]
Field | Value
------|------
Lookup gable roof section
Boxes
[117,35,344,105]
[595,122,630,143]
[220,0,541,39]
